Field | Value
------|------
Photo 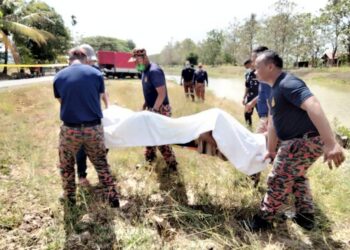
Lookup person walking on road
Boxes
[193,63,208,102]
[180,61,195,101]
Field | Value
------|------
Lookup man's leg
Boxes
[59,126,82,203]
[76,145,89,186]
[83,125,119,207]
[190,84,195,102]
[145,146,157,163]
[184,82,190,99]
[158,104,178,170]
[195,83,200,100]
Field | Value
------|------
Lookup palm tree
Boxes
[0,0,54,74]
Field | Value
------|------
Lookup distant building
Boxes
[321,51,338,66]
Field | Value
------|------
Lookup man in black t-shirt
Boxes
[180,61,195,101]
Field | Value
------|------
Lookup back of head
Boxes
[68,47,88,63]
[79,44,97,62]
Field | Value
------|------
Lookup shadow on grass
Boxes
[63,185,118,250]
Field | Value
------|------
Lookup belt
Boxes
[64,119,101,128]
[295,131,319,139]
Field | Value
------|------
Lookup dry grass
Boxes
[0,79,349,249]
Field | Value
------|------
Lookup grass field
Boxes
[0,79,349,249]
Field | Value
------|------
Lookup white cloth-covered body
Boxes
[102,105,268,175]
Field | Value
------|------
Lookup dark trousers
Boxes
[76,146,87,178]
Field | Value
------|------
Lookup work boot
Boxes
[245,214,273,231]
[109,196,120,208]
[145,152,157,164]
[292,213,315,230]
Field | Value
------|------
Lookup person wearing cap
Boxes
[180,61,195,101]
[71,44,110,187]
[246,50,345,231]
[129,48,178,171]
[53,47,119,207]
[193,63,208,102]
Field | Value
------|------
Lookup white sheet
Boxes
[102,105,268,175]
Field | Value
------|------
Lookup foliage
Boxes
[0,0,55,70]
[79,36,135,52]
[155,0,350,67]
[12,0,71,63]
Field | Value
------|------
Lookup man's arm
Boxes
[180,70,183,85]
[205,72,208,86]
[264,114,278,161]
[153,85,167,111]
[101,92,109,109]
[301,96,345,168]
[242,88,248,105]
[245,96,258,112]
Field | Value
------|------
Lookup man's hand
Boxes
[142,103,147,110]
[180,82,183,86]
[323,142,346,169]
[264,151,276,164]
[245,101,254,112]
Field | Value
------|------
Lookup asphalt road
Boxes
[0,76,54,89]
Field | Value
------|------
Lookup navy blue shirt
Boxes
[245,70,259,101]
[181,67,195,82]
[53,63,105,123]
[257,82,271,117]
[270,72,318,141]
[142,63,169,108]
[193,70,208,84]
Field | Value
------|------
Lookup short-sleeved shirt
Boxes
[53,63,105,123]
[257,82,271,117]
[269,72,317,141]
[181,67,195,82]
[245,70,259,100]
[142,63,169,108]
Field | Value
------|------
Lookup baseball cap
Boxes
[79,44,97,61]
[128,48,147,62]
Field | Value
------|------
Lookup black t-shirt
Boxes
[245,70,259,99]
[269,72,318,141]
[193,70,208,84]
[181,67,195,82]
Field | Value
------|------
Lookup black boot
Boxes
[245,214,273,231]
[292,213,315,230]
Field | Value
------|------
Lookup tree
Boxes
[186,52,198,65]
[0,0,53,73]
[199,29,224,65]
[319,0,343,65]
[79,36,133,52]
[13,0,71,63]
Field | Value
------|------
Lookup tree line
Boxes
[152,0,350,67]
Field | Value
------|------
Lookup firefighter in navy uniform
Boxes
[193,63,209,102]
[180,61,195,101]
[242,68,259,128]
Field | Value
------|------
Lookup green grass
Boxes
[0,79,349,249]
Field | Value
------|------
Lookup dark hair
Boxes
[253,46,269,54]
[243,59,252,66]
[259,50,283,69]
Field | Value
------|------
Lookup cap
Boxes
[79,44,97,61]
[128,48,147,62]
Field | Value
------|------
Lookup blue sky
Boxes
[43,0,328,54]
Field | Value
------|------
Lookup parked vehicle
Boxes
[97,50,140,79]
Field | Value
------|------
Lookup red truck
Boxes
[97,50,140,79]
